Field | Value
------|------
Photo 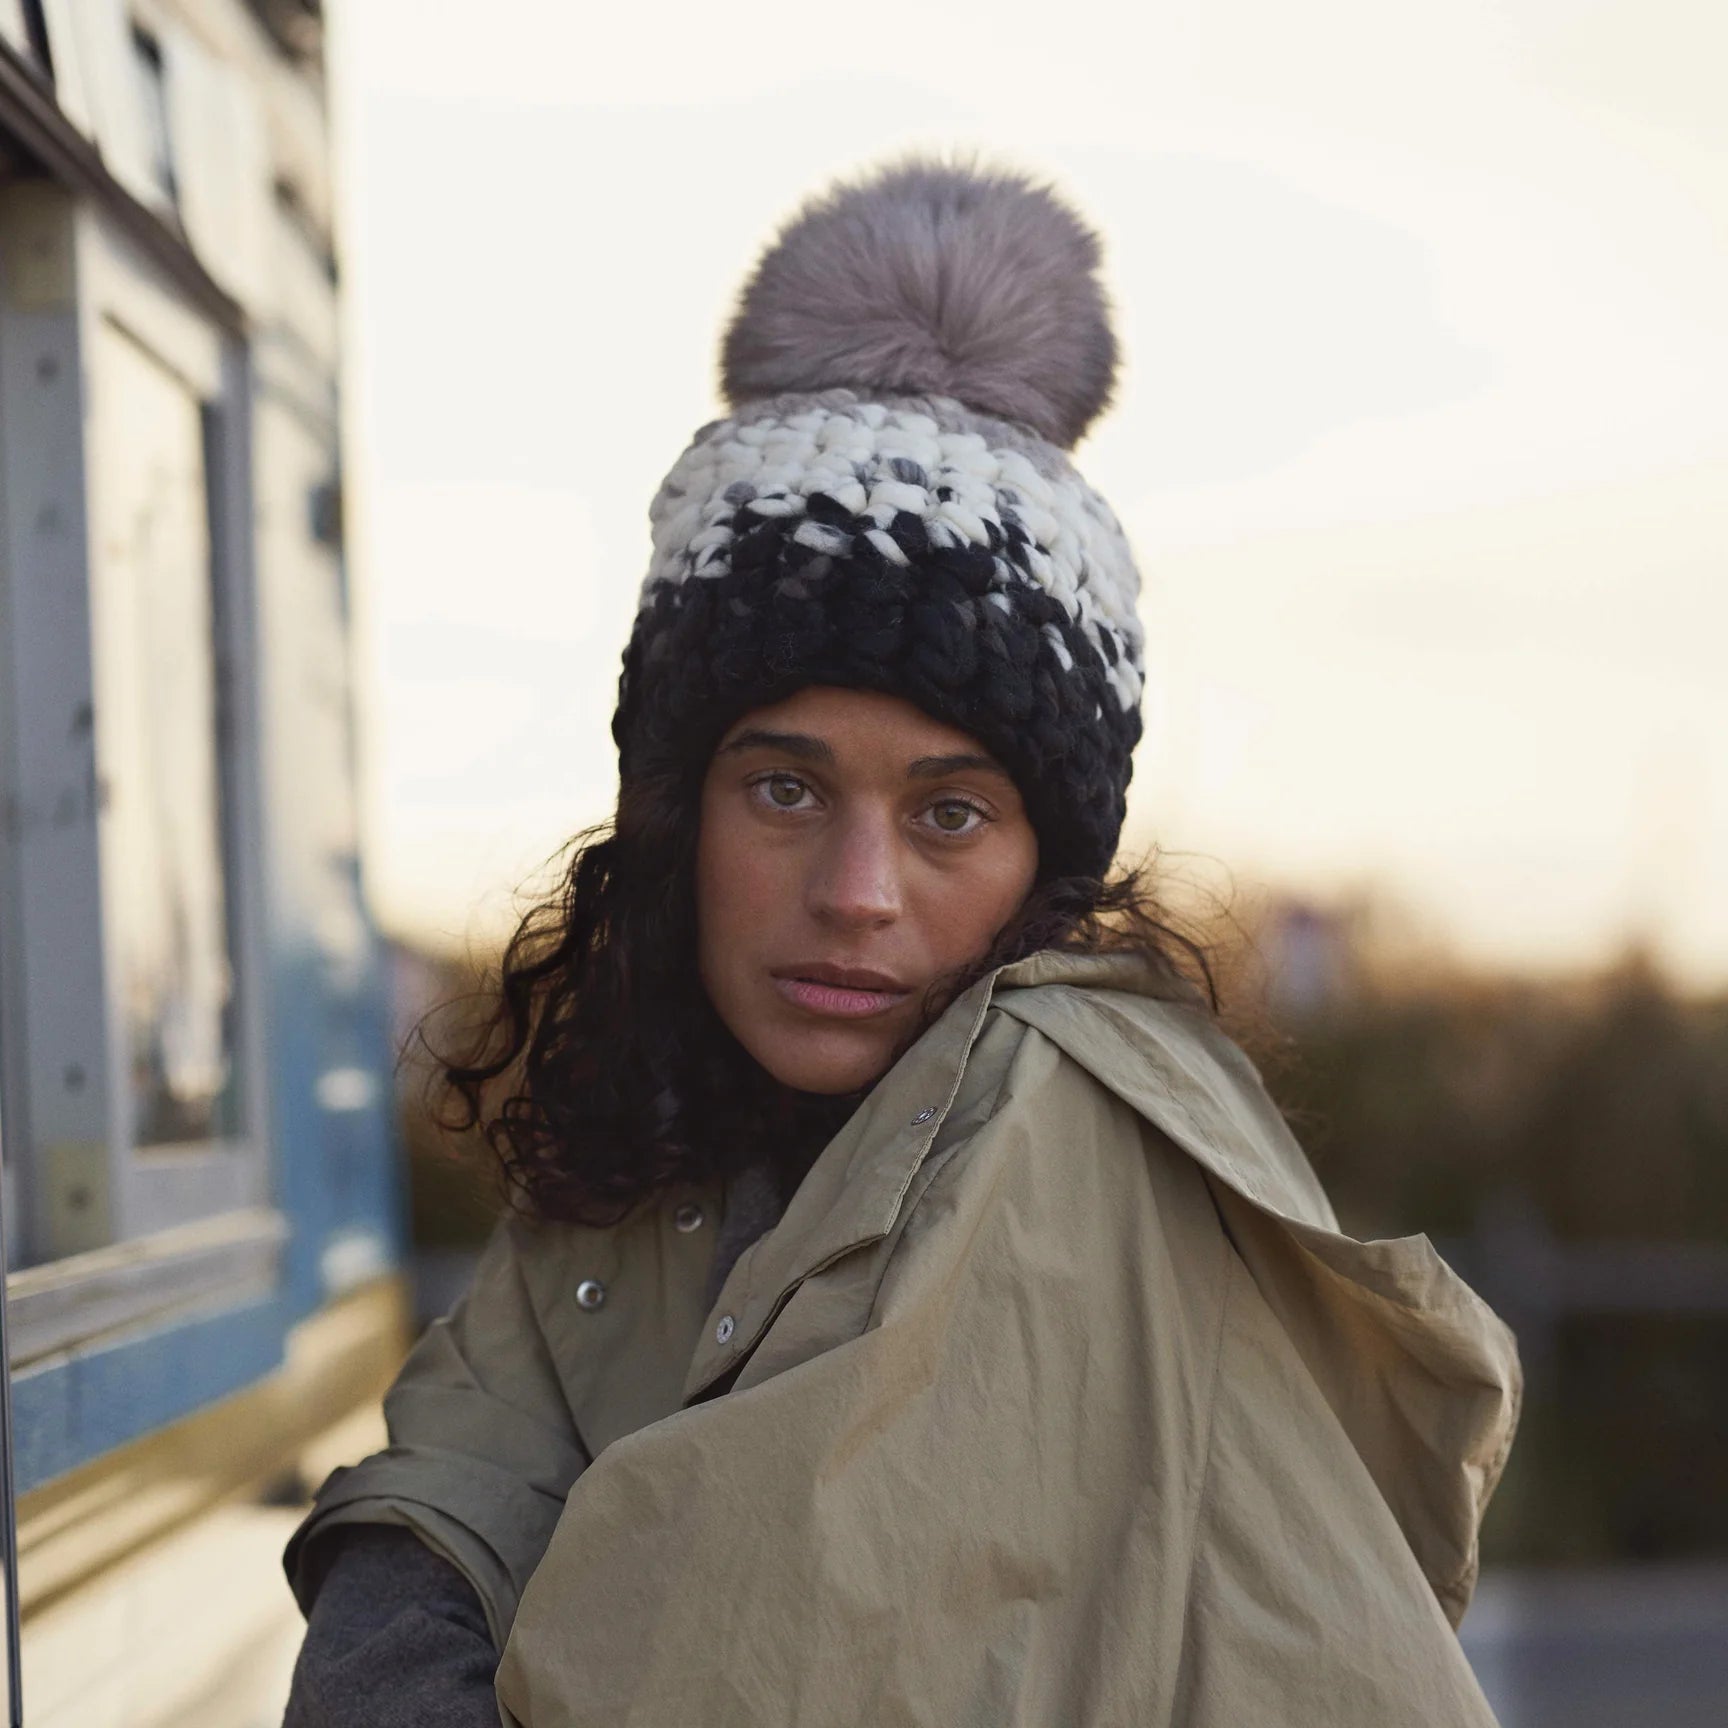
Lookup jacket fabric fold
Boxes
[284,949,1519,1726]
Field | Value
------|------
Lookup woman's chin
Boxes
[752,1025,898,1096]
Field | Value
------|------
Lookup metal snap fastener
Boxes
[715,1314,735,1344]
[575,1279,606,1311]
[673,1201,704,1233]
[911,1106,936,1125]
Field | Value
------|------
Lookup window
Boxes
[0,185,270,1293]
[127,25,177,212]
[86,318,240,1157]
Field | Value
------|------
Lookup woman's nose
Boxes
[805,809,903,929]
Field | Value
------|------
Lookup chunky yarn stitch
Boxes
[611,160,1145,882]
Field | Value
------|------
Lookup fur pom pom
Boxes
[721,157,1118,450]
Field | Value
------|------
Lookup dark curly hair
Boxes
[424,752,1226,1229]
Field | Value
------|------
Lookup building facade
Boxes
[0,3,404,1719]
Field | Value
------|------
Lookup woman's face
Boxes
[696,686,1039,1094]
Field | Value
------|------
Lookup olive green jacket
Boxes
[285,950,1520,1727]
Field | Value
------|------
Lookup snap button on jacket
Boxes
[284,950,1520,1727]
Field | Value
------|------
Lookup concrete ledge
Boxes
[15,1274,409,1615]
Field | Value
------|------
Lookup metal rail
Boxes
[0,1132,24,1727]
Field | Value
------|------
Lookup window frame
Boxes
[0,178,290,1473]
[75,207,274,1243]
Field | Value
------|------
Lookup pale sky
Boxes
[327,0,1728,988]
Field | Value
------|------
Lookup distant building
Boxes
[0,4,404,1717]
[1260,895,1359,1019]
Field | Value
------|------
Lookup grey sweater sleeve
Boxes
[283,1523,502,1728]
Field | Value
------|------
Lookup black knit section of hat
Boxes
[611,499,1139,881]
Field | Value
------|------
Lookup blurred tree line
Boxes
[386,889,1728,1569]
[1238,896,1728,1568]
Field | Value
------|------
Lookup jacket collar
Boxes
[681,949,1194,1400]
[989,953,1339,1228]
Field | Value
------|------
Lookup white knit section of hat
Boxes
[643,402,1144,712]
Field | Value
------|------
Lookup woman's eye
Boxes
[927,799,987,835]
[757,774,810,810]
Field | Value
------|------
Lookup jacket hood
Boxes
[988,949,1522,1625]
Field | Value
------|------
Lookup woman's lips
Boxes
[772,975,912,1018]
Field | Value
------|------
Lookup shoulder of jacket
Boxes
[875,1012,1224,1333]
[920,1004,1148,1196]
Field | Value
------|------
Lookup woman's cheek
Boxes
[697,821,796,1025]
[923,847,1036,968]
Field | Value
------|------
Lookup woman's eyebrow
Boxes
[907,752,1011,780]
[716,728,834,763]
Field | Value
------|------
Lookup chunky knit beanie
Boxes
[610,157,1144,881]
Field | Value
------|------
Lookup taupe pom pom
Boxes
[721,157,1119,451]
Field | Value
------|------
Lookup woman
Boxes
[282,159,1519,1728]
